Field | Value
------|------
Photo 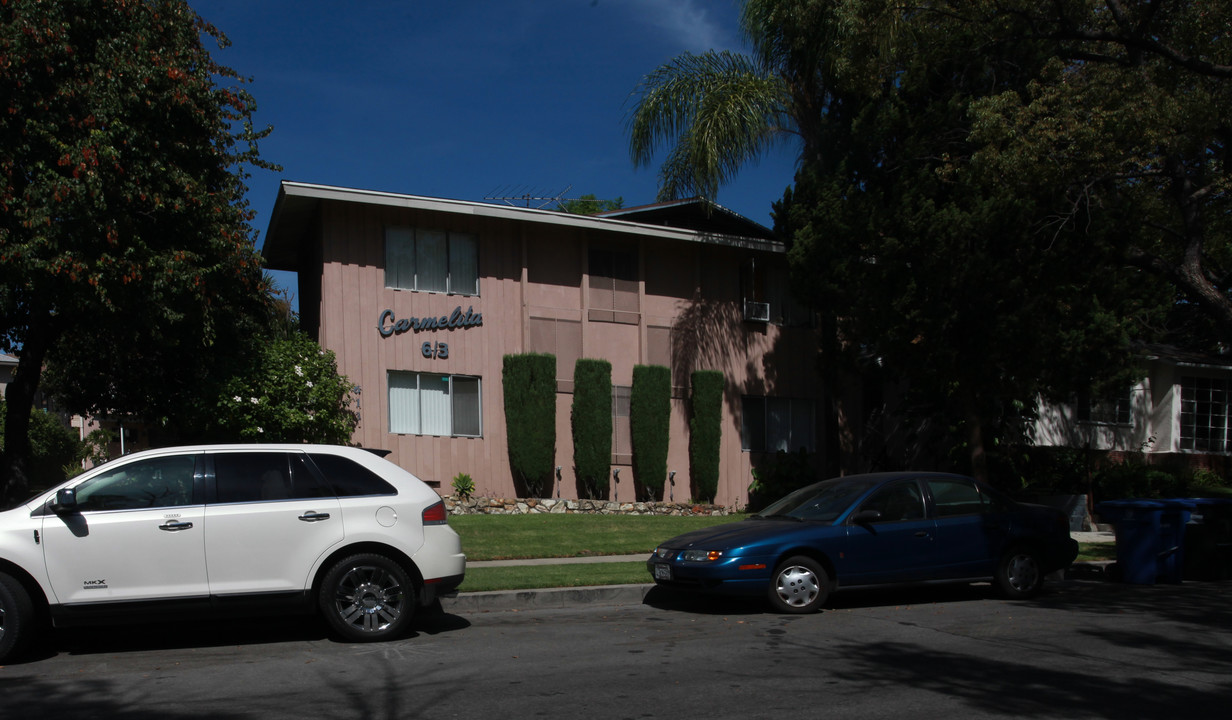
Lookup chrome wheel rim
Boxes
[333,565,406,633]
[1006,553,1040,593]
[775,565,820,608]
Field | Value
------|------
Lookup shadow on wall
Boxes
[670,293,793,433]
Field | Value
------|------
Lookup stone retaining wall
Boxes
[443,495,730,516]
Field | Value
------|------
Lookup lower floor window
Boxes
[1180,376,1231,452]
[742,396,815,453]
[388,371,482,437]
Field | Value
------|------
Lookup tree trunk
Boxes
[819,314,847,478]
[0,318,55,504]
[962,389,989,485]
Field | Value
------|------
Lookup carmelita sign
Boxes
[378,306,483,338]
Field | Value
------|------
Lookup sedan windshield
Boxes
[754,478,881,522]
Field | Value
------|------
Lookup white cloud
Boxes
[627,0,740,52]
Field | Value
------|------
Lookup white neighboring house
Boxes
[0,353,16,397]
[1034,345,1232,462]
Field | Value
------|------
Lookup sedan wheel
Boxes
[767,556,829,614]
[996,546,1043,599]
[320,554,415,642]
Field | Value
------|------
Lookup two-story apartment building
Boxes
[261,182,820,507]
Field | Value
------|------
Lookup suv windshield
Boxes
[754,477,880,522]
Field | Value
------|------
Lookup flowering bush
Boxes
[215,333,358,444]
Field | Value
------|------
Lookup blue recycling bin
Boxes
[1156,499,1195,583]
[1183,498,1232,581]
[1097,500,1164,584]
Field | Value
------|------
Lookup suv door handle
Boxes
[299,511,331,522]
[160,521,194,532]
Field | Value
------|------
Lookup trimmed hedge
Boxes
[502,353,556,497]
[631,364,671,499]
[572,358,612,499]
[689,370,724,503]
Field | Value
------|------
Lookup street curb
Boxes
[443,583,655,613]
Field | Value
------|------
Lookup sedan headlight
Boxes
[681,549,723,562]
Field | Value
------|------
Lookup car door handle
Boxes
[914,531,930,538]
[299,511,331,522]
[160,521,194,532]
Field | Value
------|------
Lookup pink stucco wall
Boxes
[306,199,819,508]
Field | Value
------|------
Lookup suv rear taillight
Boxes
[422,500,448,526]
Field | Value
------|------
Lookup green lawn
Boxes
[1075,543,1117,563]
[450,512,743,561]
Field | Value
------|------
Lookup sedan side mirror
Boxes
[851,509,882,525]
[51,487,78,514]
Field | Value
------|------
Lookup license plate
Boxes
[653,563,672,581]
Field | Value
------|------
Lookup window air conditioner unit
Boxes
[744,299,770,323]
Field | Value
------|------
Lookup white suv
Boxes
[0,444,465,662]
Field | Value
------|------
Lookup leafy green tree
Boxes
[630,365,671,499]
[502,353,557,497]
[572,359,612,499]
[627,0,888,476]
[0,0,275,500]
[689,370,724,503]
[212,332,358,444]
[629,0,1193,481]
[0,396,82,498]
[965,0,1232,342]
[556,194,624,215]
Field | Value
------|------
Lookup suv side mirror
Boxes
[51,487,78,514]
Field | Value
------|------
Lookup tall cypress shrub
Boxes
[631,364,671,500]
[689,370,724,503]
[572,358,612,499]
[502,353,556,497]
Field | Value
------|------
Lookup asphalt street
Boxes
[2,575,1227,719]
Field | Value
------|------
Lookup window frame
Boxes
[1076,387,1132,426]
[384,226,479,296]
[1180,375,1232,453]
[588,245,639,324]
[612,384,632,464]
[387,370,483,438]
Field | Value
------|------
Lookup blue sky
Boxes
[191,0,799,300]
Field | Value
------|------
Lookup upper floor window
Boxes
[385,227,479,296]
[740,257,811,326]
[1180,376,1231,452]
[589,246,639,324]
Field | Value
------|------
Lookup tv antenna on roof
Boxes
[484,184,573,210]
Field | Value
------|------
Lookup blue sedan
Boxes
[647,472,1079,613]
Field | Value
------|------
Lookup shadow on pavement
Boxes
[11,604,471,664]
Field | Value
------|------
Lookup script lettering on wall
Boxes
[378,306,483,339]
